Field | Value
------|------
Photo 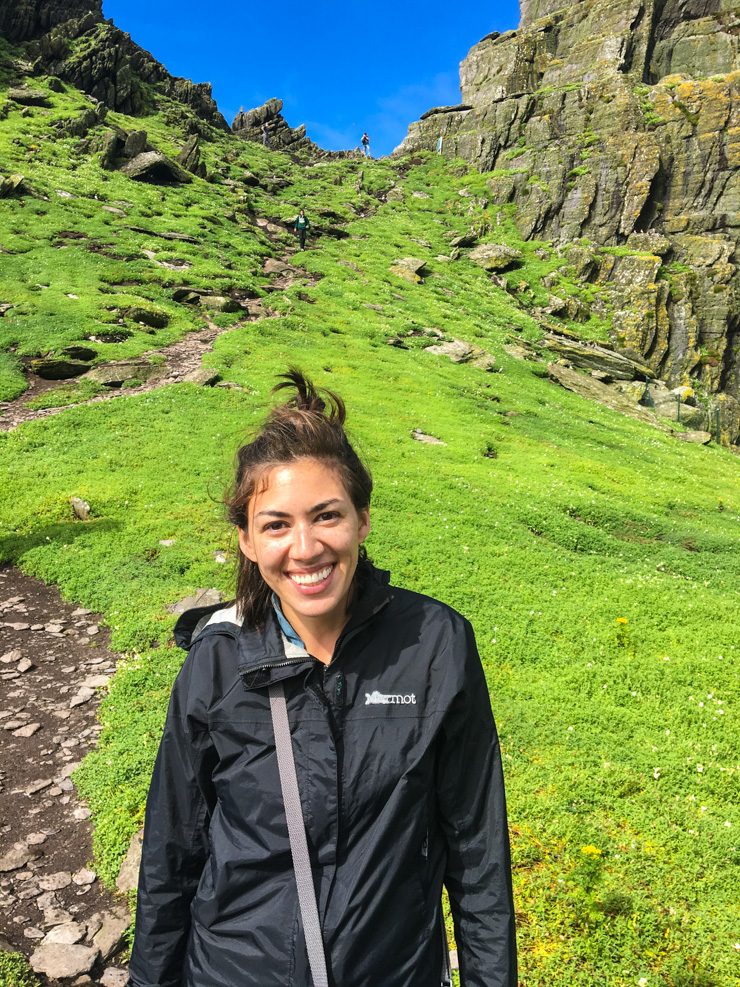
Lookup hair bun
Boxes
[272,368,346,424]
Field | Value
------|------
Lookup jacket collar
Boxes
[238,563,393,690]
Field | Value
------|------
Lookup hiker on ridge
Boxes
[127,370,518,987]
[294,208,310,250]
[361,131,371,158]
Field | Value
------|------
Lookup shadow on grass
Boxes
[0,519,122,565]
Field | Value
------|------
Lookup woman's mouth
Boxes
[289,564,335,592]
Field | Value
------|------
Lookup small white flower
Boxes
[724,821,732,828]
[567,726,574,732]
[639,978,649,987]
[665,729,671,736]
[653,768,661,780]
[697,764,704,773]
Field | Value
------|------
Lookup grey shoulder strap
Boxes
[269,682,329,987]
[270,681,452,987]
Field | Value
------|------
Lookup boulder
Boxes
[468,244,522,272]
[8,87,51,107]
[87,359,160,387]
[92,905,130,961]
[390,257,427,283]
[677,430,712,444]
[71,497,91,520]
[123,129,148,157]
[168,588,223,616]
[116,828,144,894]
[30,944,100,980]
[411,429,446,445]
[200,295,241,313]
[31,358,90,380]
[119,151,191,185]
[548,363,666,429]
[99,130,124,170]
[125,306,169,329]
[449,232,478,248]
[62,345,97,361]
[182,368,221,386]
[177,134,207,179]
[263,258,295,276]
[543,335,655,381]
[0,174,30,198]
[425,339,474,363]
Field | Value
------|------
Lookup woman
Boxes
[294,208,310,250]
[128,371,517,987]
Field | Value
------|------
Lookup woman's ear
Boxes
[358,509,371,544]
[238,527,257,563]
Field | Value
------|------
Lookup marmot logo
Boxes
[365,690,416,706]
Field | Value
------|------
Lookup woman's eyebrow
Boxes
[312,499,341,512]
[255,499,342,520]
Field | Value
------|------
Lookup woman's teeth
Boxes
[291,565,333,586]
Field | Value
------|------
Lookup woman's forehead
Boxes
[252,459,347,502]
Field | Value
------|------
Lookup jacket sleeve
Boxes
[436,618,517,987]
[127,641,217,987]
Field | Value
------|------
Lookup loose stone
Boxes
[42,920,87,944]
[73,868,97,886]
[30,943,100,979]
[13,722,42,738]
[0,846,31,872]
[27,779,53,795]
[38,871,72,891]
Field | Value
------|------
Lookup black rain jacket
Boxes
[128,565,517,987]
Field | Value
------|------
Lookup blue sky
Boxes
[102,1,521,156]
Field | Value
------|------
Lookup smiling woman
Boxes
[126,370,517,987]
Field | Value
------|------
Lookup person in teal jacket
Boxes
[294,208,310,249]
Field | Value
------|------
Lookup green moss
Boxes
[0,952,40,987]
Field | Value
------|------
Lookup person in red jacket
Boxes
[128,370,517,987]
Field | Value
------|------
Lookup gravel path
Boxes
[0,565,129,985]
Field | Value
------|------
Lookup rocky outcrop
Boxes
[0,3,228,130]
[232,98,322,154]
[397,0,740,422]
[0,0,100,42]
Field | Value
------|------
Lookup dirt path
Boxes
[0,309,269,432]
[0,566,130,985]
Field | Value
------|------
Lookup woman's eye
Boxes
[317,511,339,522]
[264,521,286,532]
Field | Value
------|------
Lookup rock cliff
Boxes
[397,0,739,414]
[0,0,228,129]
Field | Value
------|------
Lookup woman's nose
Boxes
[291,524,321,560]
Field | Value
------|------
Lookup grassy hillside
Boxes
[1,33,738,987]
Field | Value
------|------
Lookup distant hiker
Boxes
[262,123,270,148]
[294,208,310,249]
[361,132,370,158]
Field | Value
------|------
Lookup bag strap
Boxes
[440,909,452,985]
[270,680,452,987]
[269,682,329,987]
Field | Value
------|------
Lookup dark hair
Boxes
[225,369,373,627]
